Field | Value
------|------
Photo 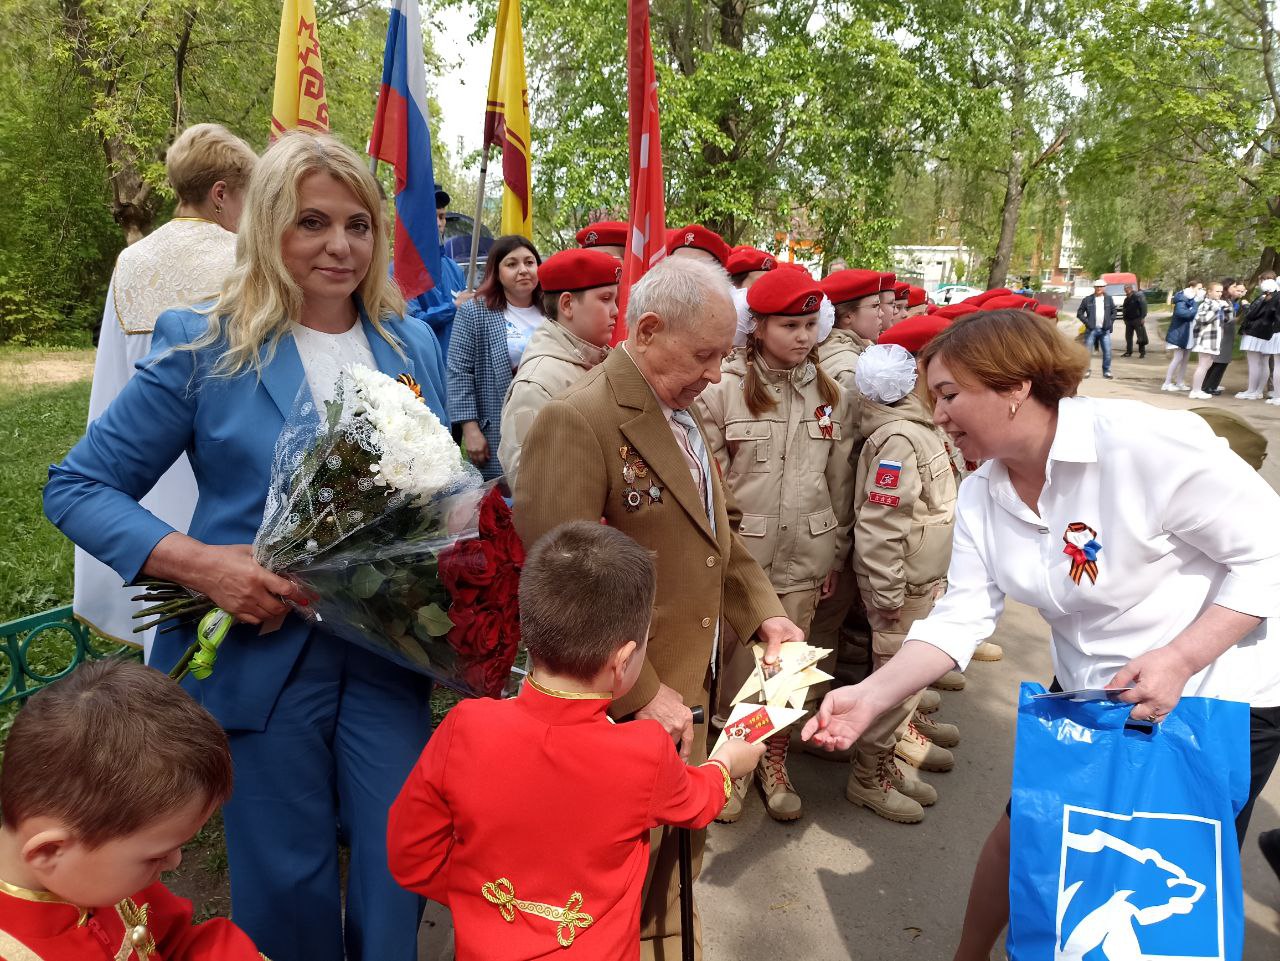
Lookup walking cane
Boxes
[679,704,705,961]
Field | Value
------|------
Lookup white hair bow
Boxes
[855,344,918,404]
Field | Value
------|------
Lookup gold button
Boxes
[701,617,712,628]
[706,556,716,567]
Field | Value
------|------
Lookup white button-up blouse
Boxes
[907,397,1280,706]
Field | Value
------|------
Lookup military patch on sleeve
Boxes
[867,491,901,508]
[874,459,902,489]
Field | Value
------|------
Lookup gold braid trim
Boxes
[0,929,47,961]
[481,877,594,948]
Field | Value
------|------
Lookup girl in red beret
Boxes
[693,269,857,825]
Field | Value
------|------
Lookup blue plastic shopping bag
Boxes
[1007,682,1251,961]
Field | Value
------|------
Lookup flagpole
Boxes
[466,146,490,290]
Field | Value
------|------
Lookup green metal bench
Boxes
[0,606,140,705]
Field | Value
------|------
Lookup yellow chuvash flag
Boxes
[483,0,533,237]
[270,0,331,141]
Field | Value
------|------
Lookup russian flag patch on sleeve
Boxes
[874,460,902,489]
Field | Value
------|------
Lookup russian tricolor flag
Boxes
[369,0,441,300]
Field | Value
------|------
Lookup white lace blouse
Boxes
[291,321,378,407]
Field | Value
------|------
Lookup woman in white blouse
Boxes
[802,308,1280,961]
[446,234,543,480]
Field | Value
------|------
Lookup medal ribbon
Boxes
[1061,522,1102,585]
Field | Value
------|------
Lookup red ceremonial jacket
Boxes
[387,680,727,960]
[0,879,264,960]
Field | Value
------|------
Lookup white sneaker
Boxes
[1187,390,1212,399]
[1161,383,1177,391]
[1235,390,1256,399]
[1173,384,1190,391]
[1268,397,1280,406]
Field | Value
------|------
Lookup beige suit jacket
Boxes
[514,348,785,717]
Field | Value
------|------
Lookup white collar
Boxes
[985,397,1096,525]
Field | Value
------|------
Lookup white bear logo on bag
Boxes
[1056,807,1224,961]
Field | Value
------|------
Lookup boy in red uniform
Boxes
[388,521,764,960]
[0,658,264,960]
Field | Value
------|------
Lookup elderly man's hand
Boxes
[756,615,806,666]
[635,683,695,761]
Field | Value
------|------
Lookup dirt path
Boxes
[0,349,94,392]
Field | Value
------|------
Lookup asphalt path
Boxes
[421,334,1280,960]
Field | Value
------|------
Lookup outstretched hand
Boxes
[801,683,883,751]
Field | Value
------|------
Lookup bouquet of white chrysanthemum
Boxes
[134,365,523,698]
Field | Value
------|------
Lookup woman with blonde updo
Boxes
[46,132,447,961]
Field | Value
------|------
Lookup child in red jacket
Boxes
[388,521,764,960]
[0,659,264,960]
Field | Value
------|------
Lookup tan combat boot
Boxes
[756,734,802,821]
[972,640,1003,662]
[714,774,751,824]
[917,688,942,715]
[896,721,955,772]
[912,709,960,748]
[887,756,937,807]
[846,751,925,823]
[929,669,966,692]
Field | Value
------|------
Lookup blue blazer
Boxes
[44,303,449,731]
[446,298,513,481]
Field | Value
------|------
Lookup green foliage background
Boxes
[3,0,1280,347]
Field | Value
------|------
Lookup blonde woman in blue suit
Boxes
[44,133,446,961]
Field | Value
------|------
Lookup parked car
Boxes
[932,283,984,304]
[443,212,493,279]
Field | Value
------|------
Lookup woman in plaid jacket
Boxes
[447,235,542,480]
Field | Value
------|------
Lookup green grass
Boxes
[0,379,89,624]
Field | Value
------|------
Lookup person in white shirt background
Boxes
[75,122,256,657]
[802,308,1280,961]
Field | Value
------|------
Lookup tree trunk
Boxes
[987,148,1025,289]
[62,0,160,245]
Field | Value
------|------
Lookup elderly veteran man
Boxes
[514,257,805,960]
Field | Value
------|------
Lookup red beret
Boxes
[746,267,824,316]
[537,248,623,293]
[925,303,939,315]
[1035,304,1060,319]
[576,221,628,248]
[963,288,1013,306]
[725,246,778,274]
[777,261,812,276]
[878,314,951,354]
[907,285,928,308]
[820,269,882,304]
[878,271,898,291]
[893,282,911,299]
[666,224,730,265]
[934,302,981,320]
[980,294,1040,312]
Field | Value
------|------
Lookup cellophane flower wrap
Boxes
[141,365,523,698]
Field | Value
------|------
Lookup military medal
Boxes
[619,445,661,508]
[1062,522,1102,585]
[814,404,834,439]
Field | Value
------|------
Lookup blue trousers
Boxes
[1084,327,1113,373]
[221,633,433,961]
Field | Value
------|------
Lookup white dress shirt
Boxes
[908,397,1280,706]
